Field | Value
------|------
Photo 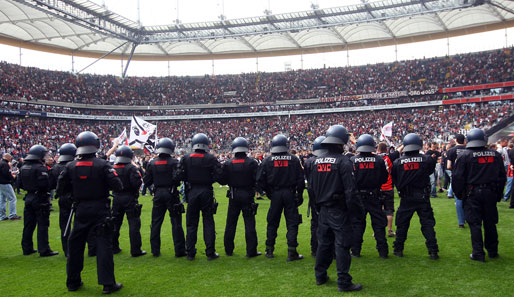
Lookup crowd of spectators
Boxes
[1,102,511,158]
[1,48,513,106]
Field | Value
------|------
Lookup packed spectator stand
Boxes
[0,47,513,157]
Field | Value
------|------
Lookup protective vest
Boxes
[20,162,45,192]
[185,153,213,185]
[150,156,177,188]
[113,163,138,193]
[70,158,109,201]
[226,157,254,188]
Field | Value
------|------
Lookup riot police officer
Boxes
[49,143,97,257]
[20,145,58,257]
[391,133,439,260]
[112,145,146,257]
[256,134,305,261]
[304,135,327,257]
[219,137,261,258]
[350,134,388,258]
[452,128,506,262]
[143,138,186,258]
[57,131,123,293]
[176,133,222,261]
[309,125,361,292]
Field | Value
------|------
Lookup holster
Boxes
[250,202,259,216]
[172,203,185,215]
[134,203,143,217]
[212,198,219,215]
[96,217,115,236]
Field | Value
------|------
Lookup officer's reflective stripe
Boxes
[155,161,167,165]
[79,176,87,179]
[232,159,245,164]
[113,165,125,168]
[403,162,419,171]
[317,163,332,172]
[274,160,288,167]
[191,153,204,158]
[76,161,93,167]
[478,157,494,164]
[358,162,374,169]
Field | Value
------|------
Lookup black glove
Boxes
[295,192,304,207]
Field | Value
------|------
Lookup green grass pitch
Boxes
[1,186,514,296]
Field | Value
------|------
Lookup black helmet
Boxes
[192,133,210,152]
[76,131,100,155]
[312,136,327,156]
[271,134,289,154]
[402,133,422,153]
[356,134,376,153]
[156,138,175,155]
[57,143,76,162]
[115,145,134,164]
[25,145,48,161]
[322,125,349,145]
[466,128,487,148]
[231,137,249,153]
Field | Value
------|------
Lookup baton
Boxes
[63,207,75,238]
[307,203,311,218]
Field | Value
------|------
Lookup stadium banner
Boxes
[319,88,438,102]
[129,116,156,149]
[441,81,514,93]
[0,109,47,117]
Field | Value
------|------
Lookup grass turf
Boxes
[1,186,513,296]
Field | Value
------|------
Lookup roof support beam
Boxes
[122,42,138,78]
[76,41,127,74]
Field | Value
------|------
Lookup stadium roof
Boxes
[0,0,514,62]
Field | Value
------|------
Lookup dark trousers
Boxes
[113,194,143,255]
[351,193,388,255]
[66,200,115,287]
[224,189,258,256]
[150,188,185,256]
[59,197,96,257]
[265,189,300,250]
[310,202,319,256]
[315,206,353,287]
[393,195,438,253]
[21,194,51,254]
[185,187,216,257]
[464,188,498,258]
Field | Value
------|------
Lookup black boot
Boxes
[287,249,304,262]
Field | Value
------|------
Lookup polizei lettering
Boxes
[314,157,336,164]
[400,157,423,164]
[354,157,376,162]
[472,151,495,158]
[271,155,292,161]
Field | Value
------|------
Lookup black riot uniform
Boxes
[219,137,260,257]
[57,131,123,293]
[176,133,222,260]
[257,134,305,261]
[350,134,388,258]
[452,128,506,262]
[112,146,145,257]
[391,133,439,259]
[304,135,327,257]
[20,145,58,257]
[49,143,96,257]
[143,139,186,258]
[309,125,361,292]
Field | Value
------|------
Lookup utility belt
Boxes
[399,186,430,200]
[113,190,138,196]
[356,188,380,197]
[467,183,496,191]
[272,186,295,192]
